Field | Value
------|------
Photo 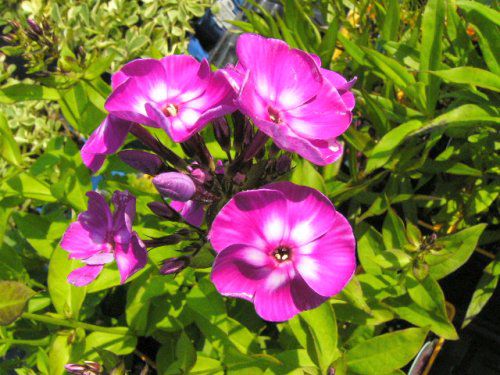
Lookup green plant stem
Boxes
[0,337,50,346]
[22,312,131,335]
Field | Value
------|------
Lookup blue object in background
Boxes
[188,37,210,61]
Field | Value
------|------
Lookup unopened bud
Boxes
[243,131,268,161]
[160,256,189,275]
[184,134,214,169]
[276,155,291,174]
[215,160,225,175]
[119,149,163,175]
[144,234,183,248]
[213,118,231,152]
[153,172,196,202]
[148,201,179,220]
[27,18,43,35]
[1,34,14,43]
[232,111,247,153]
[65,361,102,375]
[190,167,211,184]
[233,172,245,185]
[9,20,21,31]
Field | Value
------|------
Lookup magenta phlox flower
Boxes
[105,56,236,142]
[81,115,132,173]
[222,33,356,166]
[61,190,147,286]
[209,182,356,321]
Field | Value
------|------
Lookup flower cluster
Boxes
[61,33,357,321]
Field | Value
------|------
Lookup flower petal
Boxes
[253,266,326,321]
[236,33,322,109]
[170,200,205,227]
[263,181,337,246]
[160,56,210,103]
[295,213,356,297]
[321,69,356,110]
[114,234,147,284]
[60,221,107,259]
[211,244,272,302]
[105,59,168,126]
[81,115,132,172]
[271,125,344,166]
[208,189,289,252]
[67,265,104,286]
[284,80,351,140]
[112,190,136,243]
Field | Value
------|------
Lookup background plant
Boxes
[0,0,498,374]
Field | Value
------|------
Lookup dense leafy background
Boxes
[0,0,498,374]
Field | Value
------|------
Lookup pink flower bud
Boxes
[160,256,189,275]
[153,172,196,202]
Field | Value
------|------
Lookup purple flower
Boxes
[60,191,147,286]
[170,200,204,227]
[105,56,236,142]
[208,182,356,321]
[222,34,355,166]
[81,115,132,173]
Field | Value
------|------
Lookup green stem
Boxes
[0,337,50,346]
[22,312,131,336]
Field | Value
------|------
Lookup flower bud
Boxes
[119,149,163,175]
[153,172,196,202]
[213,118,231,152]
[160,256,189,275]
[276,155,291,174]
[232,111,246,153]
[27,18,43,35]
[233,172,245,185]
[185,134,214,169]
[190,167,211,184]
[215,160,225,175]
[65,361,102,375]
[144,234,183,248]
[243,131,268,161]
[148,201,179,220]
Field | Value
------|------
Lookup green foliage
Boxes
[0,0,498,373]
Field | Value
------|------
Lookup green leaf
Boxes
[462,253,500,328]
[346,327,428,374]
[381,0,400,41]
[457,0,500,74]
[408,104,499,138]
[0,281,35,325]
[1,173,56,202]
[49,333,73,375]
[365,120,423,173]
[382,208,408,250]
[84,332,137,359]
[426,224,486,280]
[429,67,500,92]
[406,274,447,316]
[385,295,458,339]
[48,247,87,319]
[298,303,339,372]
[175,331,197,373]
[356,224,385,275]
[318,16,339,66]
[291,159,326,193]
[419,0,445,113]
[363,47,415,89]
[0,84,59,104]
[0,113,22,166]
